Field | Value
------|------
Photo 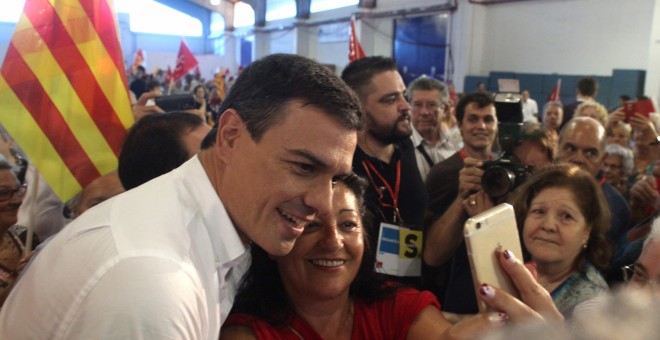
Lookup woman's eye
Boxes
[339,221,359,230]
[303,221,321,233]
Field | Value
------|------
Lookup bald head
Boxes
[558,117,606,177]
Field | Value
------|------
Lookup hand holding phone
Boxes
[623,98,656,123]
[464,203,523,313]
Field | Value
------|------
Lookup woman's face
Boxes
[607,127,629,147]
[523,187,590,269]
[194,86,206,98]
[276,184,364,301]
[0,169,23,229]
[603,154,624,182]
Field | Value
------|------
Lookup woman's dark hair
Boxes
[509,163,612,272]
[230,172,394,326]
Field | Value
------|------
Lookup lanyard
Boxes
[361,159,403,224]
[598,176,606,186]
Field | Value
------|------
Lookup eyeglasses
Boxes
[0,183,27,201]
[411,101,444,112]
[622,264,660,291]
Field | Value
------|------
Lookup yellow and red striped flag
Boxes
[0,0,133,202]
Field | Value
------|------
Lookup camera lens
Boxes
[482,166,515,198]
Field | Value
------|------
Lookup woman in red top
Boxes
[222,174,562,339]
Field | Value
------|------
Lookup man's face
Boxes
[362,71,412,144]
[522,90,530,102]
[219,101,357,257]
[558,121,605,177]
[459,103,497,151]
[514,140,551,172]
[410,89,443,137]
[76,172,125,217]
[543,106,563,130]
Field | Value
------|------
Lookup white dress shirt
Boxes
[410,126,460,181]
[0,156,250,340]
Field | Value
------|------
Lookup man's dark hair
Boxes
[118,112,205,190]
[202,54,363,147]
[577,77,598,97]
[455,92,495,124]
[231,172,397,326]
[341,56,398,100]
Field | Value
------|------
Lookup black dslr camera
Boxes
[481,85,532,198]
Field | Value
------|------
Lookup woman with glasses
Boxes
[510,163,612,319]
[0,159,31,308]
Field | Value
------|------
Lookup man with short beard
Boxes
[342,57,427,286]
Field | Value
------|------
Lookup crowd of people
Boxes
[0,53,657,338]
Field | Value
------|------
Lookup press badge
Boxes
[375,222,422,277]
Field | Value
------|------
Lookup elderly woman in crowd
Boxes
[575,101,609,127]
[222,174,562,339]
[0,160,33,308]
[510,163,612,319]
[603,143,635,197]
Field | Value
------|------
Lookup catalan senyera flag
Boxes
[547,78,562,102]
[0,0,133,202]
[349,15,366,62]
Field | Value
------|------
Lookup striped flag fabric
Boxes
[0,0,133,202]
[349,15,366,62]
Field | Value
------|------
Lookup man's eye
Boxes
[296,163,315,173]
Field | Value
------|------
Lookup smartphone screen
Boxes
[464,203,523,313]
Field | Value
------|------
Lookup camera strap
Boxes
[361,159,403,224]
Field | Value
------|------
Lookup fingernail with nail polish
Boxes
[488,312,509,324]
[503,250,517,263]
[479,284,495,298]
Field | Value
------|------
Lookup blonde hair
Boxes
[575,100,609,127]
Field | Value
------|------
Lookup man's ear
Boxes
[215,109,244,160]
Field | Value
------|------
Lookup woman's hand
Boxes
[441,250,563,339]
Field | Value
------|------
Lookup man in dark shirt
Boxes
[341,57,427,286]
[424,92,498,314]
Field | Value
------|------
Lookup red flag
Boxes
[0,0,132,201]
[166,66,173,83]
[131,49,144,74]
[547,78,561,102]
[171,39,198,82]
[349,16,366,62]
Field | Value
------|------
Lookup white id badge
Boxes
[375,222,422,277]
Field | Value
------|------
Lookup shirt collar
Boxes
[178,156,248,266]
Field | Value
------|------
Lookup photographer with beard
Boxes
[341,57,428,287]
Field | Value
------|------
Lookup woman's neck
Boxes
[534,260,576,292]
[290,294,354,340]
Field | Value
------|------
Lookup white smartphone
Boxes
[464,203,523,313]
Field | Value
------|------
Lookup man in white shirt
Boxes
[408,76,460,181]
[0,54,363,339]
[521,90,539,123]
